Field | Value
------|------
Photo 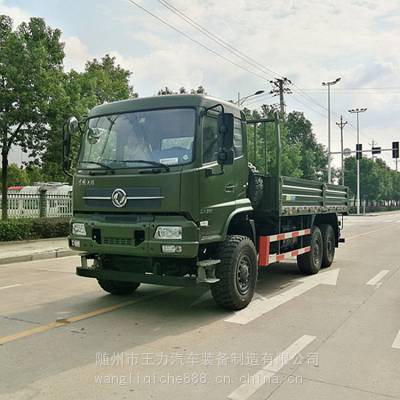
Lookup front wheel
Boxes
[211,235,258,310]
[297,226,323,275]
[97,279,140,295]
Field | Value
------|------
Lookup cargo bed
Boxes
[257,175,349,217]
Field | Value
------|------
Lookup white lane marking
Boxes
[0,284,21,291]
[253,292,267,301]
[225,269,339,325]
[366,270,390,286]
[190,291,212,307]
[392,330,400,349]
[228,335,316,400]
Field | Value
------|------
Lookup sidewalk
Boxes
[0,238,77,266]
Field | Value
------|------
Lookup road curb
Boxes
[0,249,78,266]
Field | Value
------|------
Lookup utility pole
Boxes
[336,115,347,185]
[269,78,292,115]
[322,78,341,183]
[348,108,367,215]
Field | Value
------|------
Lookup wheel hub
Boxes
[313,238,321,265]
[236,255,251,295]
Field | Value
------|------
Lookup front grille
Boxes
[103,237,133,246]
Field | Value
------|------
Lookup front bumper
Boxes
[76,264,198,287]
[69,214,200,258]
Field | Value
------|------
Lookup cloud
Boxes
[0,0,29,26]
[63,36,92,72]
[1,0,400,168]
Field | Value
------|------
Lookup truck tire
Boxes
[211,235,258,310]
[247,165,264,209]
[320,224,335,268]
[97,279,140,295]
[297,226,323,275]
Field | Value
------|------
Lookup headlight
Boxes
[154,226,182,240]
[72,223,86,236]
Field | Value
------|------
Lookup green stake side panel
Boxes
[259,175,349,217]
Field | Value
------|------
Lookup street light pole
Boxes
[348,108,367,215]
[322,77,341,183]
[237,90,265,106]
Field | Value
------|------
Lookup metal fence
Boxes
[1,193,72,219]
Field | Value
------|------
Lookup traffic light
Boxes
[372,147,381,155]
[356,144,362,160]
[393,142,399,159]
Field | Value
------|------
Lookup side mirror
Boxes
[217,112,234,165]
[67,116,79,135]
[63,117,79,174]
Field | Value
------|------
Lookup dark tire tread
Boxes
[247,166,264,209]
[320,224,335,268]
[211,235,257,310]
[297,226,323,275]
[97,279,140,295]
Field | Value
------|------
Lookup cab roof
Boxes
[88,94,241,118]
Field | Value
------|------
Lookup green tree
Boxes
[0,164,28,188]
[243,106,302,177]
[344,156,400,206]
[42,55,136,181]
[0,16,64,219]
[286,111,328,180]
[25,165,45,184]
[157,86,207,95]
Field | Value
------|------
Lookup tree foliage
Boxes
[41,54,136,181]
[344,156,400,204]
[157,85,206,95]
[0,15,64,218]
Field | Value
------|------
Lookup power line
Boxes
[269,78,292,114]
[126,0,373,142]
[125,0,270,82]
[156,0,338,118]
[297,86,400,91]
[157,0,283,80]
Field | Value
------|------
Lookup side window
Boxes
[234,118,243,157]
[203,116,219,163]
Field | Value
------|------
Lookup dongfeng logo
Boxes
[111,188,128,208]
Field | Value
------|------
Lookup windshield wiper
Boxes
[80,160,115,174]
[122,160,170,172]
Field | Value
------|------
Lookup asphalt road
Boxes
[1,211,400,400]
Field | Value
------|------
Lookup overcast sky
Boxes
[2,0,400,168]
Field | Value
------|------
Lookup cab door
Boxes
[198,112,237,241]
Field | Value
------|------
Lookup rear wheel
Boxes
[297,226,323,275]
[211,235,258,310]
[320,224,335,268]
[97,279,140,295]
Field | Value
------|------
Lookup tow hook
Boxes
[196,259,220,284]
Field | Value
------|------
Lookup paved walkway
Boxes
[0,238,76,265]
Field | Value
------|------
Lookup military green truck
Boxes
[63,94,348,310]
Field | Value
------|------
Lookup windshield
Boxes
[79,108,195,169]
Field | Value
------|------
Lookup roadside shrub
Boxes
[0,218,70,241]
[0,219,34,241]
[31,218,70,239]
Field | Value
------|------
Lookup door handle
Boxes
[224,184,236,193]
